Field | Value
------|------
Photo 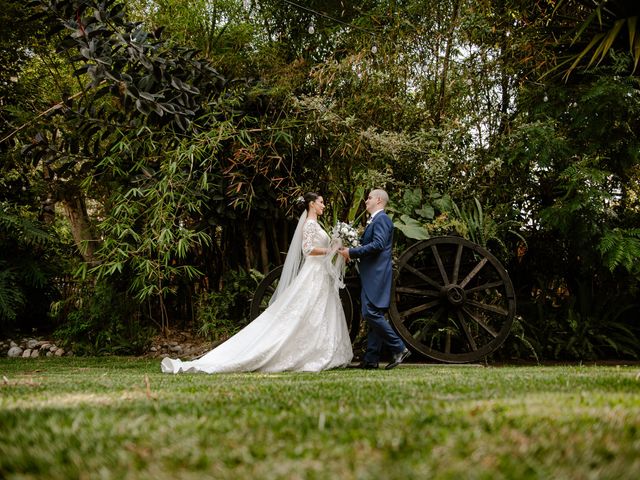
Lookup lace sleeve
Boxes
[302,220,317,256]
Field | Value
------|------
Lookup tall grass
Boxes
[1,358,639,479]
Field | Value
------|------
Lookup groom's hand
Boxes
[338,247,351,262]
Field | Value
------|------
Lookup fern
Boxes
[0,202,52,325]
[0,265,25,321]
[599,228,640,275]
[0,202,51,248]
[540,158,613,238]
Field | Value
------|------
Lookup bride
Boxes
[161,192,353,373]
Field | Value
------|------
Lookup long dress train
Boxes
[160,219,353,373]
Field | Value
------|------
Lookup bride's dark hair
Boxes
[295,192,319,213]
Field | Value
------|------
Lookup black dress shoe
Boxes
[348,362,379,370]
[385,348,411,370]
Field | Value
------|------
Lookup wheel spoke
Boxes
[402,263,442,289]
[462,307,499,337]
[395,286,440,297]
[452,243,463,284]
[459,257,488,288]
[456,310,478,351]
[431,245,449,284]
[399,299,441,319]
[465,280,504,294]
[466,299,508,316]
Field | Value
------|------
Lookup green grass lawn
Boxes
[1,358,639,479]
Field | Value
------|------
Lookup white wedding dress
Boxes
[161,219,353,373]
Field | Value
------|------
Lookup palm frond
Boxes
[631,17,640,72]
[556,3,640,78]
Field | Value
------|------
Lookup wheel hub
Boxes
[443,284,466,307]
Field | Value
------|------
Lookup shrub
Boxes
[53,281,152,355]
[0,202,56,333]
[195,269,262,341]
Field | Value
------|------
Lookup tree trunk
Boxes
[259,229,269,273]
[280,220,289,258]
[61,191,99,266]
[435,0,461,128]
[497,0,511,137]
[269,221,281,266]
[244,234,254,271]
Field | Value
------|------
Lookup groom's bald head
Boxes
[365,189,389,214]
[370,189,389,207]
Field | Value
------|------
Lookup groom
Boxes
[339,189,410,370]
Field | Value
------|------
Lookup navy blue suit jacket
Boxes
[349,211,394,309]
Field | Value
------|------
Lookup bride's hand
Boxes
[338,247,350,262]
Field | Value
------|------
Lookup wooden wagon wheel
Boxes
[250,265,359,341]
[389,236,516,363]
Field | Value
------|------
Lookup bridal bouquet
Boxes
[331,221,360,248]
[326,221,360,290]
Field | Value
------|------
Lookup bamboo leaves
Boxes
[90,135,217,332]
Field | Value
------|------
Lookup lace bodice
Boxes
[302,220,329,256]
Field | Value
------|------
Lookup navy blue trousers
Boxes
[361,291,406,364]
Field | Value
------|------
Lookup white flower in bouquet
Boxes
[326,221,360,290]
[331,221,360,248]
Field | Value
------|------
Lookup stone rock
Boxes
[55,348,65,356]
[26,339,38,349]
[10,341,17,348]
[40,344,51,351]
[150,346,158,352]
[169,345,182,353]
[49,346,58,353]
[46,351,54,357]
[31,350,40,358]
[22,349,32,358]
[7,346,23,358]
